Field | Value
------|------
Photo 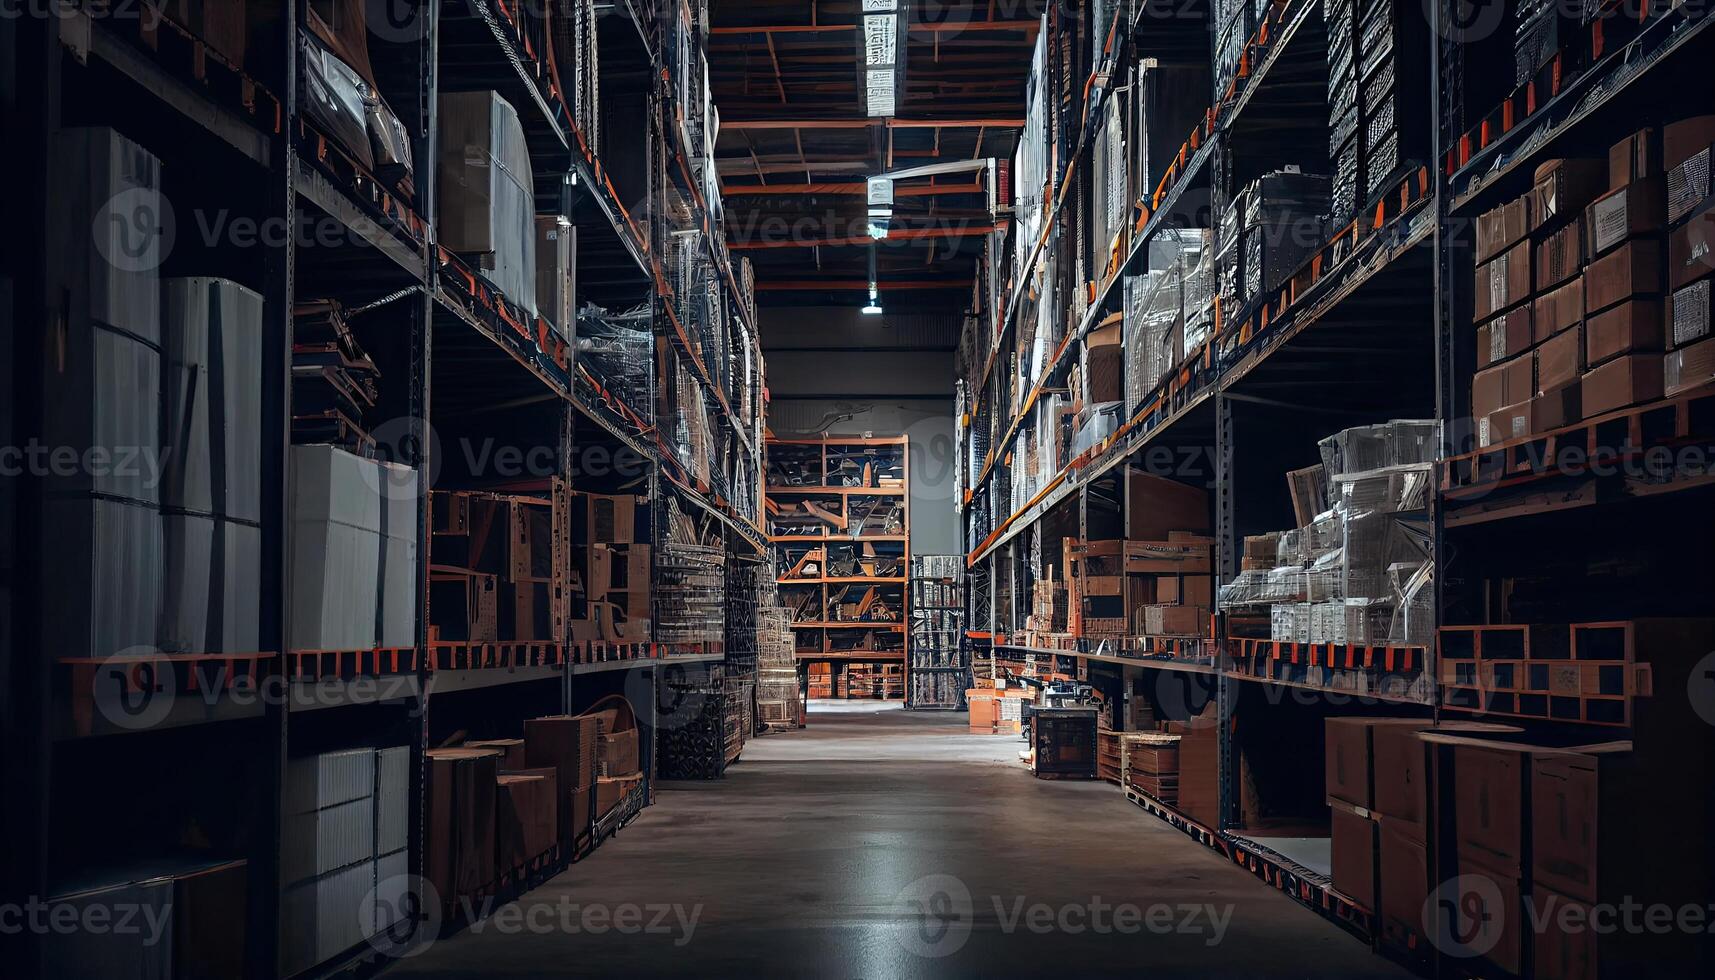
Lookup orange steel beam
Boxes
[755,279,975,291]
[730,225,997,250]
[721,181,984,196]
[711,20,1038,35]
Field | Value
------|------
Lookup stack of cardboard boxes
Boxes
[524,714,600,849]
[574,492,652,647]
[1125,473,1214,641]
[1475,116,1715,448]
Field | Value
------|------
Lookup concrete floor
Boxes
[391,703,1410,978]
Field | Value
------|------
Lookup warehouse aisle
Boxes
[390,705,1409,978]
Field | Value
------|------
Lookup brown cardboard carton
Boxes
[1664,335,1715,397]
[496,770,558,874]
[1532,277,1585,343]
[1143,604,1206,637]
[1584,177,1665,257]
[595,774,642,816]
[1536,324,1585,393]
[1472,355,1535,416]
[1325,717,1430,811]
[1582,353,1665,416]
[1608,127,1659,190]
[1125,472,1210,539]
[1454,851,1524,976]
[1476,196,1531,263]
[1585,300,1664,366]
[1482,404,1529,448]
[599,728,640,776]
[1585,239,1664,313]
[524,714,600,793]
[1667,202,1715,290]
[426,748,500,904]
[1377,818,1430,951]
[1530,382,1583,433]
[1664,115,1715,169]
[1474,241,1533,321]
[1330,807,1376,911]
[1452,743,1529,874]
[1665,116,1715,223]
[1535,216,1585,289]
[1670,278,1712,347]
[467,738,528,770]
[1476,307,1533,368]
[1530,158,1606,232]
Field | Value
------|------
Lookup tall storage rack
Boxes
[957,1,1715,974]
[2,2,769,977]
[766,436,911,701]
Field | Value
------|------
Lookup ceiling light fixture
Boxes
[862,0,901,118]
[863,248,883,315]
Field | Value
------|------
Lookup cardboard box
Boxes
[1582,352,1665,416]
[1476,196,1531,263]
[1125,472,1210,539]
[1535,216,1585,289]
[1585,299,1664,366]
[1530,158,1606,232]
[496,769,559,874]
[1665,115,1715,170]
[1585,177,1665,258]
[524,714,600,793]
[1474,241,1533,321]
[1472,355,1535,417]
[1585,238,1663,313]
[1609,127,1658,190]
[1371,722,1522,839]
[425,748,499,905]
[1325,717,1430,811]
[1667,202,1715,290]
[1377,818,1430,950]
[1532,277,1585,344]
[1476,307,1534,368]
[1665,335,1715,397]
[1670,278,1712,347]
[1532,885,1598,980]
[1536,324,1585,393]
[468,738,528,770]
[1330,807,1376,911]
[1143,604,1206,636]
[595,774,642,816]
[599,728,640,776]
[1454,851,1524,976]
[1452,743,1528,874]
[1665,116,1715,224]
[437,91,537,314]
[1530,382,1583,433]
[1481,404,1529,448]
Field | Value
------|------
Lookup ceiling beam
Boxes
[711,20,1038,36]
[721,182,984,197]
[755,280,974,292]
[730,226,997,250]
[722,117,1023,131]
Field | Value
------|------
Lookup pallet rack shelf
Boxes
[6,2,772,977]
[766,435,912,700]
[957,3,1715,974]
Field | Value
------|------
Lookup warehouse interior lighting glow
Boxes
[863,0,901,117]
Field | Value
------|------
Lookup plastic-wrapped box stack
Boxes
[1212,0,1255,98]
[909,556,968,709]
[161,279,265,657]
[1513,0,1594,88]
[282,746,411,977]
[438,90,537,316]
[1123,231,1210,418]
[1229,171,1331,315]
[1219,421,1438,648]
[1354,0,1430,207]
[576,302,654,420]
[45,128,167,663]
[289,445,419,651]
[1324,0,1361,227]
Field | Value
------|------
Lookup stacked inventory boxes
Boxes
[1212,0,1254,97]
[45,128,165,662]
[423,748,499,918]
[291,445,419,650]
[161,279,264,656]
[1220,171,1330,319]
[1324,0,1361,226]
[438,91,537,315]
[1666,116,1715,395]
[1123,231,1208,417]
[1124,473,1214,641]
[525,714,600,847]
[1355,0,1430,208]
[574,492,652,646]
[1513,0,1583,88]
[1583,129,1669,417]
[283,746,411,976]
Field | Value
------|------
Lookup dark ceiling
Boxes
[709,1,1046,314]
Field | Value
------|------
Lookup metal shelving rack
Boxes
[956,0,1715,966]
[3,2,768,977]
[765,435,911,700]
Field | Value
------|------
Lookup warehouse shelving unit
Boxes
[4,2,770,977]
[766,435,911,701]
[957,1,1715,973]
